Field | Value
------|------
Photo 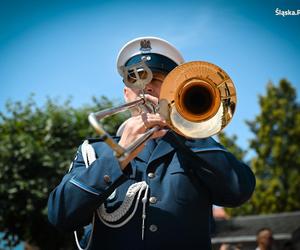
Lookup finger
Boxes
[142,113,166,123]
[143,122,149,130]
[141,113,165,128]
[152,129,168,139]
[143,94,159,106]
[144,118,167,130]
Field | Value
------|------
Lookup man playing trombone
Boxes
[48,36,255,250]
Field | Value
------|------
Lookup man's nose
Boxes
[145,84,154,94]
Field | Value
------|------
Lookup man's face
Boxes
[258,230,273,248]
[124,71,166,102]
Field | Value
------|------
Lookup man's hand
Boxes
[118,94,168,169]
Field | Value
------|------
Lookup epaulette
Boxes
[184,137,228,153]
[167,132,227,153]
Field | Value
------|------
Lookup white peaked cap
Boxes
[116,36,185,76]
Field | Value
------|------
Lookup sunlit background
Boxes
[0,0,299,154]
[0,1,300,249]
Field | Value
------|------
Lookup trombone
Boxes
[88,61,236,165]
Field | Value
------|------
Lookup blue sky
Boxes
[0,0,299,157]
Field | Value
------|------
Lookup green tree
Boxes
[247,79,300,214]
[0,95,127,249]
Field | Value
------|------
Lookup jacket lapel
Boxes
[136,139,157,163]
[136,131,177,164]
[148,132,176,164]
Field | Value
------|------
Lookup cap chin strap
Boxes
[120,57,153,90]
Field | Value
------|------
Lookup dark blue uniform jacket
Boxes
[48,131,255,250]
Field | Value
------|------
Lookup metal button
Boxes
[149,224,158,232]
[148,172,155,179]
[103,175,111,183]
[149,196,157,204]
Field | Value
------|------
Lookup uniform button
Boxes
[149,224,158,232]
[148,172,155,179]
[149,196,157,204]
[103,175,111,183]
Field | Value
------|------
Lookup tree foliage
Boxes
[0,95,127,249]
[246,79,300,214]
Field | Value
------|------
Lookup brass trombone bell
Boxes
[159,61,236,138]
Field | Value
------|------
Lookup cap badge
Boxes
[140,39,152,52]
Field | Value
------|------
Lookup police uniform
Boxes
[48,37,255,250]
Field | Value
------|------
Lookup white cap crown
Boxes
[116,36,184,76]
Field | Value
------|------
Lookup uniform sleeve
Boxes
[178,136,256,207]
[47,143,129,231]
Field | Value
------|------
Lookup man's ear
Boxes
[123,87,129,102]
